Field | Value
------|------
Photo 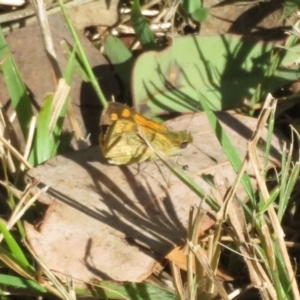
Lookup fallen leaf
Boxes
[25,111,284,283]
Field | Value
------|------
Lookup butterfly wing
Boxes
[99,102,193,165]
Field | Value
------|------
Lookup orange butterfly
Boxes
[100,102,193,165]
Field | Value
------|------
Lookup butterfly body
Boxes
[100,102,192,165]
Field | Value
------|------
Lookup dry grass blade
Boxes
[187,241,229,300]
[22,116,36,165]
[49,78,70,133]
[170,262,185,300]
[0,251,35,280]
[0,182,48,244]
[0,180,23,198]
[0,135,32,170]
[32,1,85,147]
[228,197,276,299]
[221,164,275,296]
[0,108,18,173]
[218,95,281,299]
[248,95,300,299]
[186,205,210,299]
[184,205,229,299]
[220,94,299,299]
[31,0,62,79]
[205,94,288,299]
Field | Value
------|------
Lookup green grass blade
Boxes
[104,35,134,99]
[278,138,293,221]
[63,41,77,85]
[0,25,34,138]
[191,8,209,22]
[35,94,53,164]
[273,240,293,299]
[58,0,107,107]
[198,93,254,200]
[131,0,156,50]
[51,43,80,155]
[135,123,219,211]
[0,220,31,272]
[182,0,209,22]
[282,0,300,20]
[87,281,177,299]
[278,162,300,221]
[0,274,47,293]
[258,187,280,214]
[263,103,276,171]
[62,41,90,82]
[52,43,77,143]
[161,159,219,211]
[250,33,299,111]
[28,94,53,165]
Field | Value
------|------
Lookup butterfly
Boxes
[99,102,193,165]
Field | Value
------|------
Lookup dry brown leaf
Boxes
[166,245,234,281]
[25,111,284,283]
[166,246,188,272]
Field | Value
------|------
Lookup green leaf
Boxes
[278,42,300,67]
[84,281,177,299]
[104,35,134,99]
[131,0,156,50]
[0,220,31,272]
[28,94,54,165]
[0,25,34,138]
[62,41,90,83]
[132,35,299,117]
[282,0,300,20]
[278,161,300,221]
[182,0,209,22]
[36,95,56,164]
[182,0,201,15]
[0,274,47,293]
[191,7,209,22]
[258,187,279,215]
